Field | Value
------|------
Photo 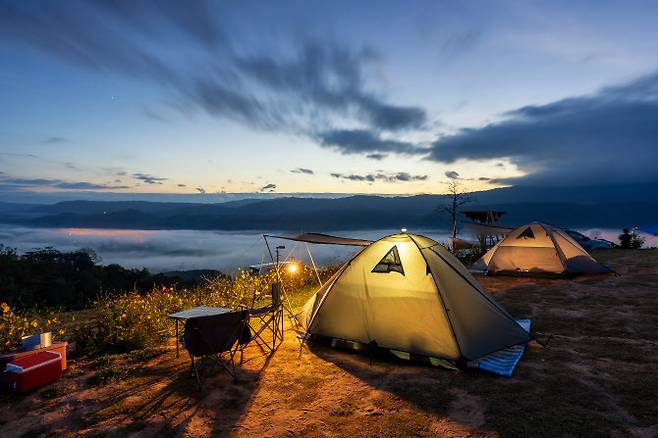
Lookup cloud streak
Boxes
[0,2,428,153]
[316,129,427,156]
[290,168,314,175]
[0,176,129,191]
[133,173,167,185]
[330,172,428,183]
[42,136,68,144]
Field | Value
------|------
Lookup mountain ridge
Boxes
[2,183,657,230]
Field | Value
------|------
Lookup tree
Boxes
[440,181,474,239]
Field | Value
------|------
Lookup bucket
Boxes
[21,332,52,351]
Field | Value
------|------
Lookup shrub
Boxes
[1,263,341,356]
[0,302,67,352]
[73,264,339,354]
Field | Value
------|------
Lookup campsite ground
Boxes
[1,249,657,437]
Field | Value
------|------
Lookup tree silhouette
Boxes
[440,181,474,239]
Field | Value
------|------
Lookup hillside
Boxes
[2,183,658,230]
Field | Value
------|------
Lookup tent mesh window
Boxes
[372,245,404,275]
[517,227,535,239]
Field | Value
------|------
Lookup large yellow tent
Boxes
[472,222,610,276]
[295,232,531,364]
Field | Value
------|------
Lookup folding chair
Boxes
[182,310,250,390]
[245,282,284,355]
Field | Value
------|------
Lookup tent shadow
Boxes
[305,339,467,415]
[302,337,573,436]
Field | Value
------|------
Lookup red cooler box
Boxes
[5,351,62,393]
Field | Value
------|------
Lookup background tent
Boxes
[471,222,609,276]
[296,233,531,366]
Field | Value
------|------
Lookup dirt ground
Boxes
[1,249,657,437]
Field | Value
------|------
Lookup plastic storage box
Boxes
[5,351,62,393]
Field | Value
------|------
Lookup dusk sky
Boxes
[1,0,658,199]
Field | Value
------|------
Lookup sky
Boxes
[1,0,657,201]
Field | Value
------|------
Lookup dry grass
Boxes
[1,249,657,437]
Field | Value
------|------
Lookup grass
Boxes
[86,366,140,387]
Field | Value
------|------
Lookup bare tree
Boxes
[441,181,473,239]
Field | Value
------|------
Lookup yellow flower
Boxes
[31,320,38,328]
[1,303,9,313]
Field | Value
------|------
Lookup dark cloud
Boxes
[195,187,206,194]
[42,136,68,144]
[393,172,428,182]
[429,72,658,185]
[0,176,129,191]
[133,173,167,184]
[0,3,428,149]
[443,170,477,181]
[260,183,277,192]
[366,153,387,160]
[236,44,426,132]
[355,97,426,131]
[0,1,181,86]
[317,129,427,156]
[331,172,428,183]
[177,183,187,187]
[52,181,129,190]
[290,168,314,175]
[478,177,491,181]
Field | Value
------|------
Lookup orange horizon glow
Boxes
[58,228,154,238]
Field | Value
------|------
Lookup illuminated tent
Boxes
[295,232,531,365]
[471,222,609,276]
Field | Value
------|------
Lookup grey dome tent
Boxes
[471,222,610,276]
[295,232,531,366]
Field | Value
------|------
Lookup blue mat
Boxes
[467,319,531,377]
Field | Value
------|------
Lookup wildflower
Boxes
[1,303,9,313]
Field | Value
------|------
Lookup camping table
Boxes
[168,306,232,358]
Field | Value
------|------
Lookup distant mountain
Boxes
[2,182,658,230]
[30,200,206,215]
[0,202,34,213]
[471,202,658,229]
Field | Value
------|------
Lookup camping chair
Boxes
[182,310,250,390]
[244,282,284,355]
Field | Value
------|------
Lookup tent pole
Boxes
[305,243,323,286]
[263,234,296,319]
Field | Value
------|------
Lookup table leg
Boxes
[176,319,179,358]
